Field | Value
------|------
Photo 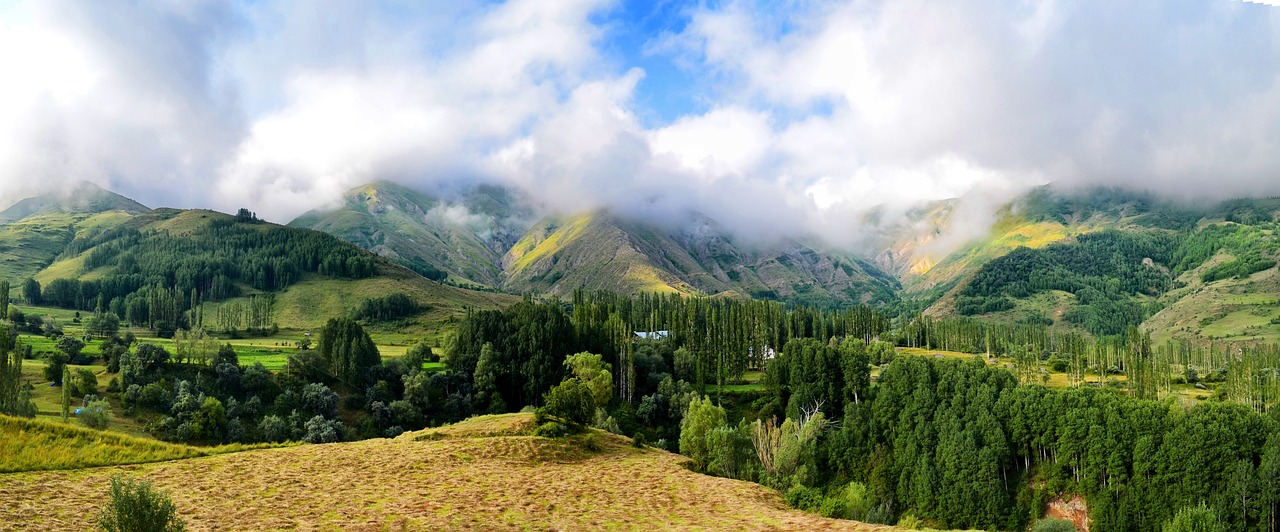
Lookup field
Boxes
[0,414,287,474]
[0,414,902,531]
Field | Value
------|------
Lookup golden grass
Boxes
[0,415,206,473]
[0,413,901,531]
[0,414,290,475]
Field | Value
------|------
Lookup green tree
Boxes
[1163,503,1225,532]
[473,343,504,414]
[540,378,594,426]
[56,336,86,362]
[97,474,186,532]
[75,368,98,396]
[564,352,613,408]
[22,278,39,306]
[317,317,380,387]
[0,280,9,320]
[61,366,71,422]
[402,341,434,372]
[81,394,111,430]
[680,395,726,471]
[44,351,69,385]
[0,328,36,417]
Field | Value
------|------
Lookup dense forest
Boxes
[24,209,377,332]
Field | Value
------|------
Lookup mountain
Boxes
[290,181,533,288]
[503,211,899,306]
[0,181,149,223]
[0,189,512,330]
[912,187,1280,342]
[0,182,152,282]
[296,182,900,307]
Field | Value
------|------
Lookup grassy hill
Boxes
[916,187,1280,341]
[0,413,899,531]
[3,191,513,331]
[0,414,284,474]
[290,181,533,288]
[0,182,150,283]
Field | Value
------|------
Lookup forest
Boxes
[24,209,377,331]
[7,278,1280,530]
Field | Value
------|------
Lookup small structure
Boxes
[634,330,669,341]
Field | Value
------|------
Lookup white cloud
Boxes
[3,0,1280,257]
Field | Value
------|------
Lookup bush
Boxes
[632,431,647,448]
[784,485,823,512]
[896,514,924,530]
[97,474,186,532]
[819,496,850,519]
[843,482,872,521]
[581,432,603,452]
[534,421,570,438]
[76,368,98,396]
[1032,518,1077,532]
[80,395,111,430]
[539,378,594,426]
[1163,503,1225,532]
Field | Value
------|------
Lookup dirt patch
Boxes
[1046,495,1090,531]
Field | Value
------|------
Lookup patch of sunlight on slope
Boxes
[506,212,594,274]
[0,414,286,473]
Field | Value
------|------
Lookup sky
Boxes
[2,0,1280,248]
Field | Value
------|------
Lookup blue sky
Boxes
[2,0,1280,247]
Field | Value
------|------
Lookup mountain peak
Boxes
[0,182,150,223]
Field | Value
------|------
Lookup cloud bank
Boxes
[2,0,1280,251]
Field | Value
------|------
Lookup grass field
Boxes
[0,414,901,531]
[0,414,287,474]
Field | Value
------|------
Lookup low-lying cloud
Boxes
[2,0,1280,256]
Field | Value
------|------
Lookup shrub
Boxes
[784,485,823,512]
[896,514,924,530]
[1032,518,1077,532]
[843,482,872,521]
[581,432,603,452]
[534,421,569,438]
[81,395,111,430]
[819,496,850,519]
[632,431,647,448]
[76,368,98,396]
[303,415,343,444]
[1163,503,1225,532]
[97,474,186,532]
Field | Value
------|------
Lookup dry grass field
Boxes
[0,413,901,531]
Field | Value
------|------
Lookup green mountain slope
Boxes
[12,201,512,330]
[0,181,149,223]
[503,211,899,306]
[923,188,1280,341]
[0,182,151,283]
[290,181,532,288]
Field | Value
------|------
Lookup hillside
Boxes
[503,211,899,306]
[0,414,898,531]
[0,183,151,283]
[0,181,149,223]
[294,182,899,307]
[6,197,512,331]
[290,181,533,288]
[921,188,1280,340]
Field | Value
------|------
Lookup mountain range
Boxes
[5,181,1280,343]
[290,181,901,307]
